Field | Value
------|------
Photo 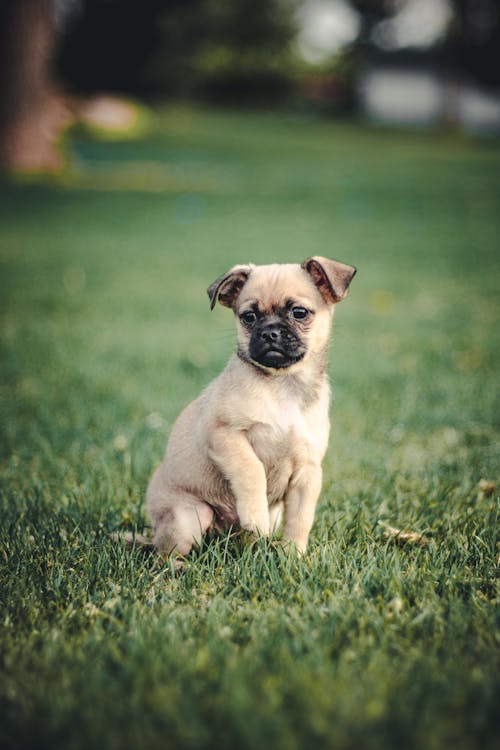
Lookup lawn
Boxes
[0,106,499,750]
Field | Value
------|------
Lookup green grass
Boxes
[1,106,499,750]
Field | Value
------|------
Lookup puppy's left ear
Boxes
[302,256,357,304]
[207,264,253,310]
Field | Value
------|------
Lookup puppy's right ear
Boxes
[207,265,253,310]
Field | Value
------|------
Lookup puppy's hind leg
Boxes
[148,484,214,559]
[154,496,214,557]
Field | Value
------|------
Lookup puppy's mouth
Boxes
[248,334,307,370]
[240,321,307,372]
[255,347,305,369]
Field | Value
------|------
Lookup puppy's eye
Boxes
[291,306,309,321]
[240,310,257,325]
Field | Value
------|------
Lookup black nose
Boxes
[259,325,282,344]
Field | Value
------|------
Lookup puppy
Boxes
[147,256,356,560]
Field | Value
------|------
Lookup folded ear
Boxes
[302,256,357,304]
[207,264,253,310]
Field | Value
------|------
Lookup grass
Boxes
[0,106,499,750]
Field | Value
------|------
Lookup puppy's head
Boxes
[207,257,356,374]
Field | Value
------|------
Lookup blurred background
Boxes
[0,0,499,445]
[1,0,500,170]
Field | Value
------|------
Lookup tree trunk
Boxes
[0,0,69,172]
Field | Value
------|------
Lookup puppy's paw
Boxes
[238,512,270,538]
[236,529,258,547]
[236,528,270,547]
[274,538,304,556]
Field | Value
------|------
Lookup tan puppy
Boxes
[147,257,356,560]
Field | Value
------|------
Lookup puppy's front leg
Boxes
[282,462,322,554]
[208,427,270,536]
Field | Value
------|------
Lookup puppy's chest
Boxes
[246,400,323,499]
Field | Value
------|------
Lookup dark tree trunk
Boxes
[0,0,68,172]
